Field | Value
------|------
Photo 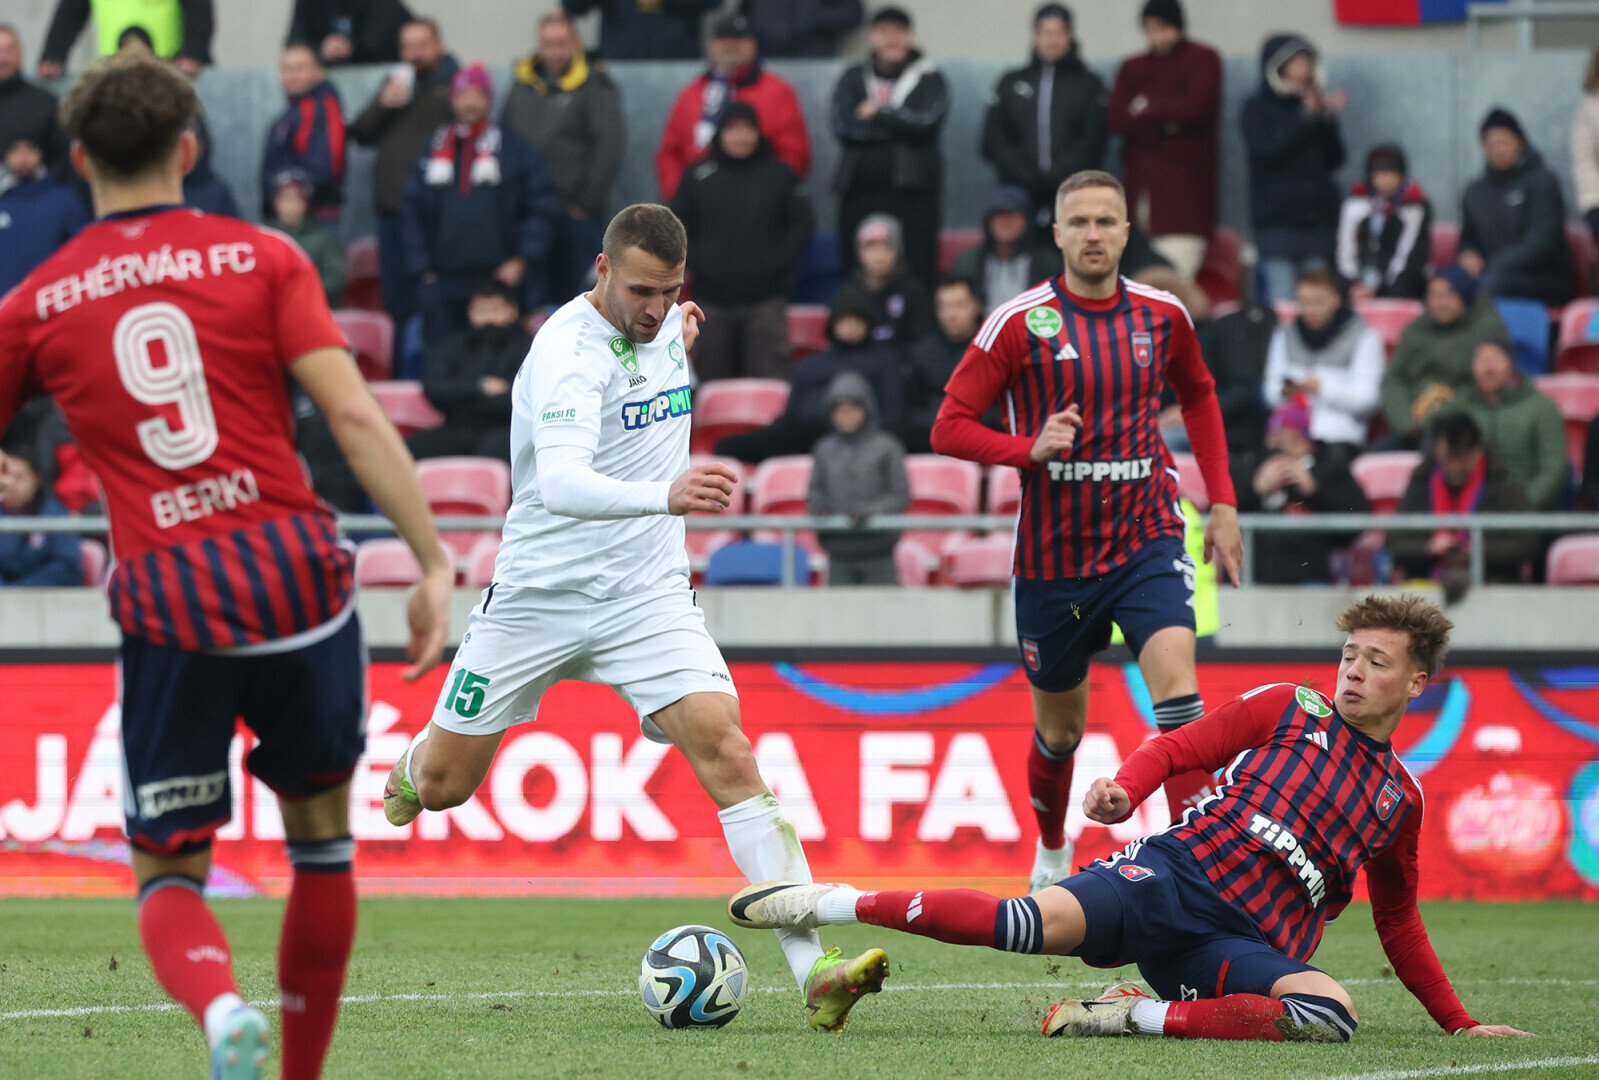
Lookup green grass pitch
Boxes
[1,898,1595,1080]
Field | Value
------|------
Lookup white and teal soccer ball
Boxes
[638,924,748,1029]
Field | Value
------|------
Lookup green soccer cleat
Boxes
[804,945,890,1032]
[209,1004,270,1080]
[383,749,422,827]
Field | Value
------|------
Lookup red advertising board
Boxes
[3,661,1597,900]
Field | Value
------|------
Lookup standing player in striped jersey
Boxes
[729,595,1535,1043]
[930,169,1243,892]
[0,56,453,1079]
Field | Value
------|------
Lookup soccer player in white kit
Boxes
[383,204,889,1031]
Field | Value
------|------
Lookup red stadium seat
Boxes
[1568,223,1597,299]
[945,531,1014,587]
[1195,227,1246,307]
[79,539,108,587]
[1429,222,1460,269]
[1353,298,1424,355]
[464,534,499,588]
[937,228,983,276]
[894,537,937,586]
[1351,451,1423,514]
[1546,534,1599,584]
[904,455,983,566]
[368,380,444,437]
[1555,299,1599,373]
[986,464,1021,515]
[333,309,395,381]
[787,304,829,363]
[684,453,743,575]
[416,456,511,554]
[691,379,789,453]
[750,455,811,515]
[355,538,457,587]
[1533,373,1599,476]
[343,236,382,312]
[1170,452,1209,511]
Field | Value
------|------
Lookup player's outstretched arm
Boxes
[290,346,454,681]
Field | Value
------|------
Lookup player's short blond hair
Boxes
[1056,170,1126,208]
[1336,594,1454,676]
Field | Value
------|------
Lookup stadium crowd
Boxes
[3,0,1599,591]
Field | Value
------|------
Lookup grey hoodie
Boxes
[809,372,910,558]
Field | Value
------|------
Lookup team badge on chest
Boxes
[1131,331,1153,367]
[1375,779,1403,821]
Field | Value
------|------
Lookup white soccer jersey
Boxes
[494,294,692,597]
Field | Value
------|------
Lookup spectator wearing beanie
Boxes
[1261,267,1383,460]
[1241,32,1347,305]
[286,0,411,66]
[740,0,863,59]
[983,3,1108,242]
[657,14,809,203]
[1381,266,1509,446]
[832,6,949,289]
[1336,143,1432,302]
[1446,337,1569,511]
[950,185,1063,313]
[562,0,719,62]
[1460,106,1574,307]
[260,44,347,221]
[850,212,935,348]
[1106,0,1222,280]
[0,134,85,297]
[671,101,814,382]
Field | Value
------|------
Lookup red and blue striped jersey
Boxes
[931,276,1236,579]
[0,206,354,650]
[1116,681,1477,1033]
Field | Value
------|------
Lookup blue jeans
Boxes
[377,212,416,326]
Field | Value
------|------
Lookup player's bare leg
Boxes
[1027,682,1087,891]
[384,723,504,823]
[651,692,889,1031]
[1137,626,1215,823]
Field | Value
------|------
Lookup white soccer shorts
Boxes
[427,581,737,742]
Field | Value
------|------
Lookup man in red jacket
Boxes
[1106,0,1221,281]
[654,13,810,201]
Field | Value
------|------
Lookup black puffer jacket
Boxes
[421,323,533,424]
[1240,33,1346,231]
[981,49,1107,214]
[831,50,949,196]
[0,75,69,174]
[1460,148,1575,307]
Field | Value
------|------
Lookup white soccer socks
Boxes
[718,792,826,989]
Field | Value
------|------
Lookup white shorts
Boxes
[428,581,736,742]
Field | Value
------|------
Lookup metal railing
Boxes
[6,511,1599,588]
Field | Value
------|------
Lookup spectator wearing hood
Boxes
[1261,268,1383,458]
[562,0,719,62]
[809,371,910,585]
[715,285,904,463]
[903,276,987,452]
[1460,107,1574,308]
[266,169,346,307]
[0,27,70,177]
[951,185,1064,313]
[0,417,81,588]
[982,3,1107,241]
[1106,0,1221,280]
[1336,144,1432,302]
[350,17,459,326]
[832,7,949,289]
[1576,47,1599,244]
[656,14,810,203]
[181,116,239,219]
[261,44,347,221]
[402,62,564,344]
[739,0,862,59]
[287,0,411,66]
[850,213,935,349]
[1241,32,1347,306]
[671,101,814,382]
[0,135,85,297]
[1381,267,1509,445]
[38,0,212,78]
[1446,337,1568,511]
[501,13,624,300]
[407,279,531,463]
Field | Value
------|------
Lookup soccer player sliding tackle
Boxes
[731,595,1534,1043]
[383,204,888,1031]
[928,170,1243,894]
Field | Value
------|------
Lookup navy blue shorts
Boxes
[1059,834,1319,1001]
[1013,536,1195,692]
[119,612,367,854]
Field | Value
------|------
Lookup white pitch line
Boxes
[3,976,1594,1022]
[1308,1058,1599,1080]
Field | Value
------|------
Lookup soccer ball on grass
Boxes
[638,924,748,1029]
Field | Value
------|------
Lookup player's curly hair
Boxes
[1336,594,1453,676]
[59,53,199,180]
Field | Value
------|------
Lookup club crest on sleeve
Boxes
[1117,864,1155,882]
[668,341,686,369]
[1021,639,1041,672]
[1131,331,1153,367]
[1296,685,1333,718]
[1025,306,1063,338]
[1375,779,1403,821]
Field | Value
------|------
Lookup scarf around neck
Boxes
[425,121,502,192]
[1428,453,1488,555]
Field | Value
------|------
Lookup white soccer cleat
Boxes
[727,881,834,930]
[209,1004,270,1080]
[1029,837,1075,894]
[1041,982,1149,1038]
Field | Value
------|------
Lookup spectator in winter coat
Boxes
[832,7,949,289]
[982,3,1107,241]
[402,63,563,345]
[38,0,212,78]
[1574,47,1599,244]
[902,276,984,452]
[1173,301,1273,475]
[655,14,810,202]
[408,280,531,463]
[0,422,81,587]
[0,28,70,176]
[350,18,457,326]
[261,45,347,221]
[715,285,904,463]
[740,0,862,59]
[1336,144,1432,302]
[181,116,239,218]
[1241,32,1347,305]
[809,371,910,585]
[1106,0,1222,280]
[1446,338,1568,511]
[850,213,935,348]
[287,0,412,66]
[1239,400,1371,585]
[950,185,1063,313]
[562,0,720,62]
[1460,107,1574,308]
[1381,267,1509,445]
[1261,268,1383,460]
[266,169,346,307]
[501,13,624,300]
[671,102,813,382]
[0,136,85,297]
